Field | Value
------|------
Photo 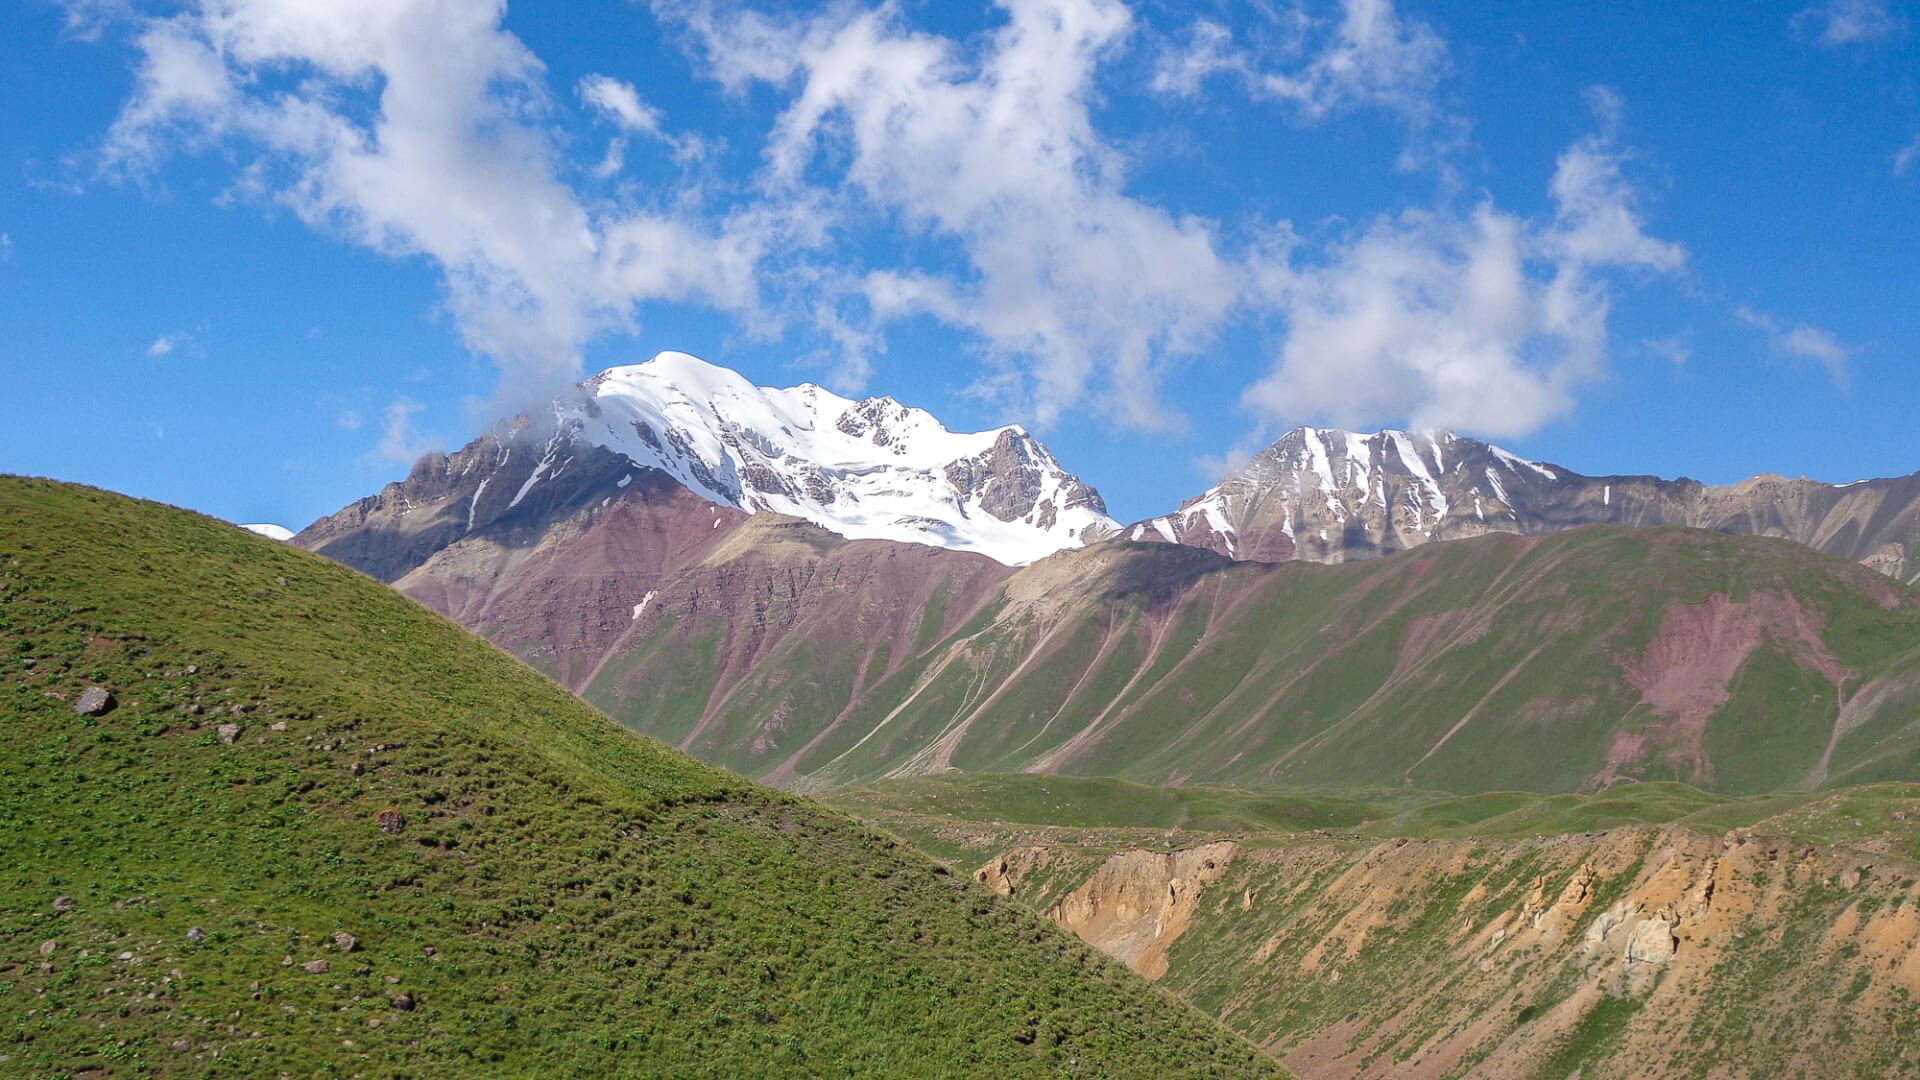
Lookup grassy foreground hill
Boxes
[0,477,1282,1078]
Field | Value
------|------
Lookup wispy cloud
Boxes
[0,232,12,262]
[578,74,665,138]
[1643,334,1693,367]
[1736,307,1853,384]
[373,397,438,464]
[1895,133,1920,176]
[82,0,1692,448]
[1794,0,1905,46]
[145,331,194,358]
[1151,1,1458,167]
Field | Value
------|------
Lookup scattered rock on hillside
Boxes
[217,723,241,744]
[38,940,56,956]
[170,1038,191,1053]
[332,932,360,953]
[186,928,206,944]
[391,993,415,1011]
[74,687,114,716]
[375,808,405,835]
[302,959,330,975]
[51,896,75,915]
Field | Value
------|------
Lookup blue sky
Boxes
[2,0,1917,528]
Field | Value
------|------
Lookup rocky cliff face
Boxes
[1127,427,1920,583]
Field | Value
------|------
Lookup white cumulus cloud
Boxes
[85,0,1701,447]
[101,0,779,409]
[661,0,1242,429]
[1243,93,1685,437]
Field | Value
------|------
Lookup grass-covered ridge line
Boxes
[0,477,1283,1078]
[827,772,1920,855]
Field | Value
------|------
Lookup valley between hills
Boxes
[11,357,1920,1077]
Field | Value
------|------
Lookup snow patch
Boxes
[1491,445,1558,481]
[1484,467,1509,506]
[466,478,490,533]
[240,523,293,541]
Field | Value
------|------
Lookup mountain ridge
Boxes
[1128,425,1920,583]
[296,351,1115,572]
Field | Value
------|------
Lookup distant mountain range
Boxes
[293,353,1920,795]
[1124,426,1920,584]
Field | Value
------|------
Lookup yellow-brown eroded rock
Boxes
[1040,841,1238,980]
[985,826,1920,1079]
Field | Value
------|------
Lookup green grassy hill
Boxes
[0,477,1282,1078]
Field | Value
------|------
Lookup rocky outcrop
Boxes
[943,428,1110,529]
[1623,910,1678,965]
[973,846,1055,898]
[1043,841,1237,980]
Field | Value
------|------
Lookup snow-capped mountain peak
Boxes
[1125,427,1565,563]
[522,352,1117,564]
